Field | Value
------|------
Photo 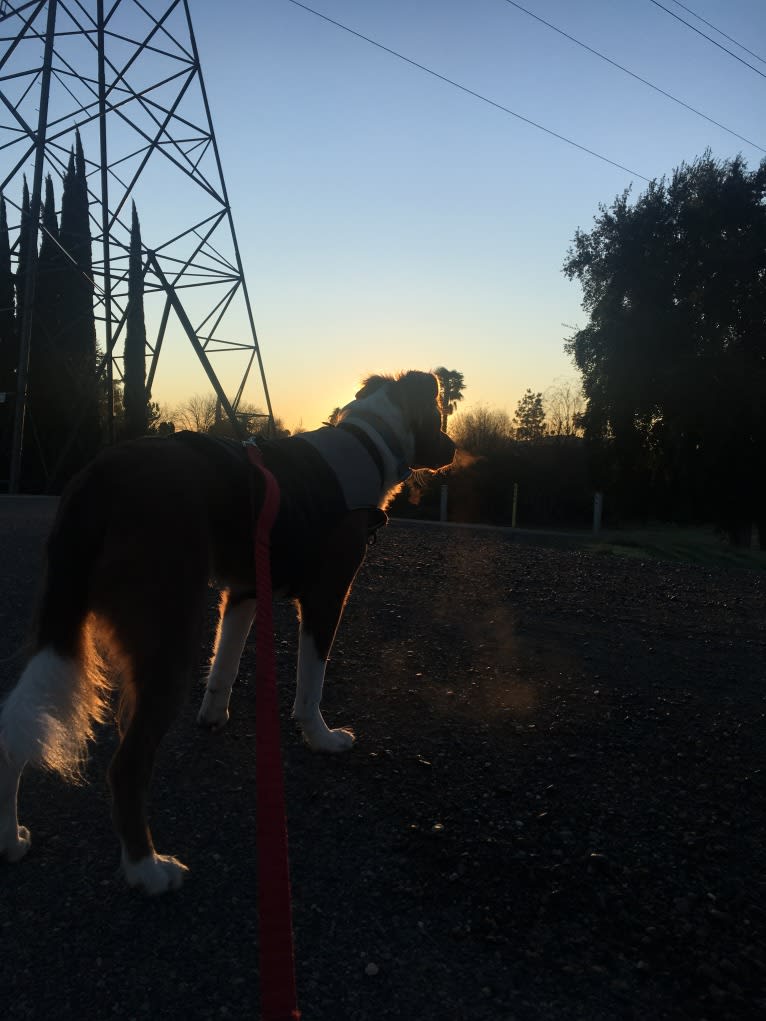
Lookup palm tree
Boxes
[432,367,465,432]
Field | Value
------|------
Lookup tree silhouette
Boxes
[451,405,513,456]
[545,378,584,438]
[513,389,546,442]
[16,178,30,336]
[123,202,148,438]
[18,143,101,489]
[25,174,67,483]
[432,367,465,432]
[59,131,96,366]
[564,151,766,543]
[58,133,100,471]
[0,195,15,470]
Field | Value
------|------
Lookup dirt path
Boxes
[1,500,764,1020]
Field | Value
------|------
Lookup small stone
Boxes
[365,963,379,977]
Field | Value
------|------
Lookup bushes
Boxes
[391,436,593,529]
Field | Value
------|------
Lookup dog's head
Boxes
[354,371,456,471]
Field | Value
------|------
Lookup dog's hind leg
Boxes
[109,652,192,895]
[197,590,256,730]
[99,538,207,894]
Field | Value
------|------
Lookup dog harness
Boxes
[170,420,405,574]
[298,415,411,511]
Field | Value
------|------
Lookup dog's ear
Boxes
[355,375,390,400]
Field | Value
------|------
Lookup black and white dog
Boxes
[0,371,455,893]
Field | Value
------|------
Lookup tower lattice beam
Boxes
[0,0,273,491]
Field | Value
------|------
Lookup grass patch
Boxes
[589,527,766,572]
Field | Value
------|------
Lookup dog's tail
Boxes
[0,468,111,781]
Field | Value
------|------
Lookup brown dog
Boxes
[0,371,455,893]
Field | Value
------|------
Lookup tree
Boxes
[513,389,546,442]
[173,393,218,433]
[17,145,101,490]
[58,132,100,472]
[545,378,584,438]
[34,173,65,349]
[0,195,15,469]
[432,367,465,432]
[450,405,513,456]
[123,202,148,438]
[563,152,766,543]
[146,400,175,436]
[15,177,30,338]
[26,173,67,483]
[0,195,15,392]
[59,131,96,366]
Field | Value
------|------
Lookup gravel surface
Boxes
[1,497,764,1020]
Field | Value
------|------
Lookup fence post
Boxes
[440,484,448,523]
[593,491,603,534]
[511,482,519,528]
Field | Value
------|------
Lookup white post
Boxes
[440,484,448,522]
[593,491,603,534]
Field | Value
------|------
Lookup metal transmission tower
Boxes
[0,0,273,491]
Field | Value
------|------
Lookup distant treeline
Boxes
[392,433,592,530]
[402,152,765,548]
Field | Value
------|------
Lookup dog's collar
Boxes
[337,411,412,483]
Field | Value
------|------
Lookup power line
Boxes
[666,0,766,67]
[500,0,764,154]
[286,0,649,181]
[648,0,766,81]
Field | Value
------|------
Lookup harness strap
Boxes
[245,443,301,1021]
[338,410,412,482]
[336,421,385,484]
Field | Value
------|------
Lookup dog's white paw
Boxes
[122,852,189,895]
[197,689,230,731]
[299,720,355,753]
[0,823,32,863]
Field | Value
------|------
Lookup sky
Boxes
[181,0,764,431]
[6,0,765,432]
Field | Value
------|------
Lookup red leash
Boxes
[246,443,301,1021]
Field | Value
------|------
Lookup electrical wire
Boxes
[666,0,766,66]
[286,0,649,181]
[648,0,766,80]
[500,0,764,154]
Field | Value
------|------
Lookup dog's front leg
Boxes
[198,590,256,730]
[293,623,355,752]
[293,512,368,752]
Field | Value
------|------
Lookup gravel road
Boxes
[1,497,764,1020]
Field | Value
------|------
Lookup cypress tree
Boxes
[27,163,100,489]
[123,201,148,437]
[71,130,100,463]
[27,131,99,488]
[16,177,30,327]
[35,173,64,346]
[0,195,15,390]
[25,174,65,486]
[0,195,16,471]
[59,130,96,363]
